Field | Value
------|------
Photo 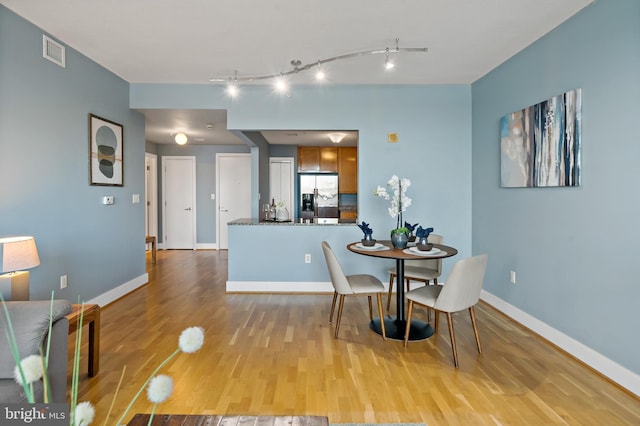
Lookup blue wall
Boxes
[0,5,146,302]
[131,84,474,279]
[472,0,640,373]
[152,143,250,244]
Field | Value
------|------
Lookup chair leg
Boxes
[426,280,431,322]
[406,278,411,292]
[367,296,373,320]
[404,300,415,348]
[334,295,346,338]
[376,293,386,340]
[386,273,396,312]
[329,291,337,324]
[469,306,482,354]
[434,310,440,333]
[445,312,459,368]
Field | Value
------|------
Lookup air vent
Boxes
[42,35,65,68]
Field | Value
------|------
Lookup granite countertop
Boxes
[228,218,356,226]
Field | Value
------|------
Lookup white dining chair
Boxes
[386,233,444,313]
[321,241,387,339]
[404,254,488,368]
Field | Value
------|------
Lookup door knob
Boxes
[184,207,192,211]
[220,208,229,212]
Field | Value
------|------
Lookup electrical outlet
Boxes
[305,254,311,264]
[60,274,67,289]
[510,270,516,284]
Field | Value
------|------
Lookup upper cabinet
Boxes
[298,146,357,194]
[338,147,357,194]
[297,147,338,172]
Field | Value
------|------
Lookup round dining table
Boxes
[347,240,458,341]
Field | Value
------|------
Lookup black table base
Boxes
[370,316,434,341]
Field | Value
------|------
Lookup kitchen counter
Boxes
[229,218,356,226]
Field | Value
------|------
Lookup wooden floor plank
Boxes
[71,249,640,425]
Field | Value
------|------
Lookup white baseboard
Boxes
[480,289,640,397]
[196,243,217,250]
[226,281,333,293]
[156,243,217,250]
[87,273,148,307]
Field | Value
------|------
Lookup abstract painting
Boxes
[89,114,123,186]
[500,89,581,187]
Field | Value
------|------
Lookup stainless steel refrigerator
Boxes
[299,174,339,220]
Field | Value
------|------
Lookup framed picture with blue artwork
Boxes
[500,89,581,188]
[89,113,123,186]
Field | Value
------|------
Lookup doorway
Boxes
[144,153,158,244]
[216,153,252,249]
[162,156,196,249]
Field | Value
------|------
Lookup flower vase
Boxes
[391,232,408,249]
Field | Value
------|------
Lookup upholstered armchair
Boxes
[0,299,72,403]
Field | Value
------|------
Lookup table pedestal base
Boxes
[370,316,434,341]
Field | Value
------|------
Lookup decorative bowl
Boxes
[416,242,433,251]
[361,238,377,247]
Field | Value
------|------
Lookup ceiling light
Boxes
[226,71,239,97]
[384,47,395,70]
[328,133,347,144]
[275,77,287,93]
[209,38,427,90]
[174,133,188,145]
[315,62,325,81]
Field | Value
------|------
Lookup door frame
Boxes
[162,156,197,250]
[269,157,295,218]
[145,153,158,246]
[216,153,252,250]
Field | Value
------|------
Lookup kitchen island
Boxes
[227,218,389,293]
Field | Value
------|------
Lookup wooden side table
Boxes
[145,235,156,264]
[66,303,100,377]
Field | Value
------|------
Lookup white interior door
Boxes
[269,157,294,218]
[217,154,251,249]
[162,156,196,249]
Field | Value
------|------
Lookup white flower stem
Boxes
[115,348,180,425]
[102,365,126,426]
[70,301,85,426]
[147,404,158,426]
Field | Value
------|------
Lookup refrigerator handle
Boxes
[313,188,319,218]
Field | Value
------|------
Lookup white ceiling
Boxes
[1,0,593,145]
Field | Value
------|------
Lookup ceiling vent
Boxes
[42,35,65,68]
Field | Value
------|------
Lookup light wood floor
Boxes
[70,249,640,425]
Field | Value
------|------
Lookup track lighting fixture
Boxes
[209,38,427,92]
[384,47,395,70]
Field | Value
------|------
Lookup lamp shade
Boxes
[0,236,40,273]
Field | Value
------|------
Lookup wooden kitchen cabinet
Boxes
[319,147,338,172]
[338,146,357,194]
[298,147,320,172]
[298,146,338,172]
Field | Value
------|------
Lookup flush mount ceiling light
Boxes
[209,38,426,91]
[174,133,188,145]
[328,132,347,144]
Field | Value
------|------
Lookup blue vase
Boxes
[391,232,408,249]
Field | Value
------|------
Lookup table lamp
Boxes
[0,236,40,301]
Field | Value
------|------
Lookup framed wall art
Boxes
[89,113,123,186]
[500,88,582,188]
